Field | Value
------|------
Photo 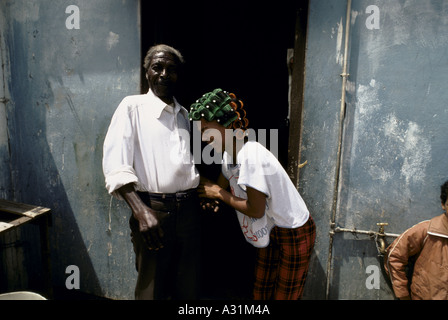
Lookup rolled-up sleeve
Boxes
[102,99,138,197]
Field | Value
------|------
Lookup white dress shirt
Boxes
[103,89,199,197]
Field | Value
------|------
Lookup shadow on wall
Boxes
[3,20,103,298]
[328,237,395,300]
[2,0,143,299]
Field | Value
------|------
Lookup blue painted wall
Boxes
[2,0,447,300]
[301,0,448,299]
[1,0,140,299]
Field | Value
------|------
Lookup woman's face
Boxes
[199,118,227,153]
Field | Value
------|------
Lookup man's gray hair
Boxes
[143,44,185,71]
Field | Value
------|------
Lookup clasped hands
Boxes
[133,177,222,251]
[198,177,222,213]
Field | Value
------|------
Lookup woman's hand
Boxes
[198,177,266,219]
[197,177,223,200]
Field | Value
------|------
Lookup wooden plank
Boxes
[0,216,32,233]
[0,199,52,296]
[0,222,14,232]
[0,199,50,219]
[0,199,49,234]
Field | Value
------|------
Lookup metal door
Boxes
[297,0,448,299]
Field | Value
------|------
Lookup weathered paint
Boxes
[1,0,140,299]
[0,2,12,200]
[1,0,448,300]
[301,0,448,299]
[297,0,348,299]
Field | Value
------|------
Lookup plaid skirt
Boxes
[253,216,316,300]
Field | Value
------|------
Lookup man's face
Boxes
[443,198,448,216]
[147,52,179,102]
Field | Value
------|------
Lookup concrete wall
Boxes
[301,0,448,299]
[2,0,448,300]
[1,0,140,299]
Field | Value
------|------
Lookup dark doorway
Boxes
[141,0,306,299]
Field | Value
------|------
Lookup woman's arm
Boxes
[198,176,266,219]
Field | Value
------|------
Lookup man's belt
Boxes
[145,188,197,201]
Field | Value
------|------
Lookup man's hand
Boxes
[118,184,167,251]
[133,205,168,251]
[200,199,220,213]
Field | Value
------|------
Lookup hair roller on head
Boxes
[234,111,241,120]
[229,94,249,131]
[233,120,242,130]
[238,108,246,119]
[189,88,250,131]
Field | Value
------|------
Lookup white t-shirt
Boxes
[222,141,309,247]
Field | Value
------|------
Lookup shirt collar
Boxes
[146,89,186,119]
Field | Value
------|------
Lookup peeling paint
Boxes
[107,32,119,51]
[384,115,431,184]
[353,81,431,187]
[350,10,359,25]
[336,17,344,65]
[107,242,113,257]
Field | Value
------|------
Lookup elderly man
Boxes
[103,44,201,300]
